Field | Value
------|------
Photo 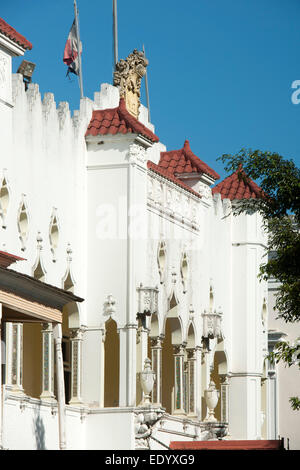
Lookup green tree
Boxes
[218,149,300,410]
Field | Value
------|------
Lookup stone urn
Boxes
[204,380,220,422]
[140,358,155,405]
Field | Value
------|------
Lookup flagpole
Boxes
[74,0,84,99]
[113,0,118,71]
[143,45,151,123]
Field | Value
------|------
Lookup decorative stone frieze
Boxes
[147,173,200,231]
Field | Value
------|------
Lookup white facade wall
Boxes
[0,39,273,449]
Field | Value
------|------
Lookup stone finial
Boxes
[113,49,148,119]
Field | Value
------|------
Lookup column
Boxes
[187,348,197,417]
[195,346,202,420]
[173,344,185,415]
[11,323,24,394]
[69,328,83,405]
[220,374,230,423]
[40,323,55,401]
[201,349,210,420]
[150,336,162,405]
[53,323,66,451]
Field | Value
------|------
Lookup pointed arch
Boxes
[33,256,46,282]
[62,265,76,294]
[186,322,196,349]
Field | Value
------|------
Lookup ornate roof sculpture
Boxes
[85,98,159,143]
[212,166,263,200]
[158,140,220,181]
[0,17,32,50]
[113,49,148,119]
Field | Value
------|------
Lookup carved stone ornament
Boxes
[202,309,223,340]
[103,294,116,317]
[128,143,147,164]
[113,49,148,119]
[137,284,158,316]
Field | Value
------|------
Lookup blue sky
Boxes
[3,0,300,180]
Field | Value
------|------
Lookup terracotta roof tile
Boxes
[147,161,201,199]
[0,251,25,269]
[158,140,219,180]
[212,166,264,200]
[0,18,32,50]
[85,98,159,143]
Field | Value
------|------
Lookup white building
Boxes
[0,17,291,450]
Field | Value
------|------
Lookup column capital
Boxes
[150,336,163,349]
[186,348,196,360]
[173,344,186,355]
[69,327,84,341]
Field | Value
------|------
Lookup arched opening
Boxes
[23,322,42,398]
[161,293,183,414]
[104,319,119,407]
[210,343,228,422]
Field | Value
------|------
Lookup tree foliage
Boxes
[218,149,300,410]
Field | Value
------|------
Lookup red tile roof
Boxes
[158,140,220,180]
[0,251,25,269]
[147,161,201,198]
[85,98,159,143]
[0,18,32,50]
[170,440,284,450]
[212,166,264,200]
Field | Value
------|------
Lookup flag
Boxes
[63,20,81,76]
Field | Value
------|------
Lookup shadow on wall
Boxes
[32,407,46,450]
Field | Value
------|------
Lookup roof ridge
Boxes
[159,140,220,180]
